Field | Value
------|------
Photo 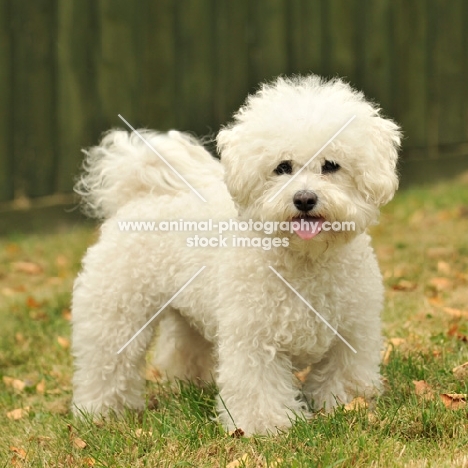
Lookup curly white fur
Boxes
[71,75,401,435]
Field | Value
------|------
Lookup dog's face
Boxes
[217,76,401,247]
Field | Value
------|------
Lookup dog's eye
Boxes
[321,160,340,174]
[274,161,293,175]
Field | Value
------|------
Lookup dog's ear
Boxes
[355,114,401,206]
[217,126,255,209]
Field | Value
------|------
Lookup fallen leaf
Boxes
[29,310,48,321]
[426,247,454,259]
[26,297,40,308]
[439,393,467,410]
[443,307,468,319]
[437,261,451,275]
[269,459,283,468]
[9,447,26,459]
[62,309,72,321]
[453,362,468,380]
[55,255,68,267]
[3,377,26,392]
[12,262,43,275]
[14,333,26,344]
[413,380,434,400]
[57,336,70,349]
[437,210,453,221]
[47,277,63,285]
[294,365,311,383]
[448,324,468,343]
[145,366,162,382]
[36,379,46,394]
[229,428,245,438]
[392,280,417,291]
[227,453,250,468]
[72,437,87,449]
[6,243,20,255]
[428,296,444,306]
[344,397,368,411]
[6,407,30,420]
[30,436,51,445]
[429,277,452,291]
[83,457,96,467]
[134,428,153,438]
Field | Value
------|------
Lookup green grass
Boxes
[1,177,468,467]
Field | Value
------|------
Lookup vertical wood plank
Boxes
[97,0,141,130]
[56,0,100,193]
[248,0,288,85]
[359,0,393,114]
[174,0,215,135]
[391,0,428,150]
[464,1,468,142]
[0,0,13,201]
[213,0,250,126]
[287,0,322,76]
[425,0,439,157]
[138,0,177,131]
[12,0,56,198]
[435,0,464,146]
[323,0,359,85]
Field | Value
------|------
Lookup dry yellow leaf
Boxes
[439,393,467,410]
[12,261,43,275]
[294,365,311,383]
[6,407,30,420]
[426,247,454,259]
[9,447,27,459]
[437,261,451,275]
[57,336,70,349]
[392,280,417,291]
[344,397,368,412]
[443,307,468,319]
[453,362,468,380]
[134,428,153,438]
[413,380,434,400]
[72,437,87,449]
[36,379,46,394]
[3,377,26,392]
[62,309,72,321]
[227,453,250,468]
[429,277,452,291]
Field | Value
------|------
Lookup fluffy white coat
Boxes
[72,75,401,435]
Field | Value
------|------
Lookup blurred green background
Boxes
[0,0,467,214]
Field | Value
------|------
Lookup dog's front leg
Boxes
[215,331,307,435]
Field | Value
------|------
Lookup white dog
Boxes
[71,75,401,435]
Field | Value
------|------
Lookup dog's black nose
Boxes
[293,190,318,212]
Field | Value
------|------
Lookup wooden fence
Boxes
[1,0,467,203]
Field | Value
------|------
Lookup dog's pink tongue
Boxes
[292,217,324,240]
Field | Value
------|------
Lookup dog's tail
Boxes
[75,130,222,219]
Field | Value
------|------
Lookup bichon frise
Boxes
[72,75,401,435]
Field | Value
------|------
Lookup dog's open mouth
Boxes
[291,216,325,240]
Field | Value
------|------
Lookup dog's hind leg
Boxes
[151,310,215,384]
[71,274,159,417]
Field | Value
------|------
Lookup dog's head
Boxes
[217,75,401,246]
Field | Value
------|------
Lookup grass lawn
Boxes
[1,176,468,467]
